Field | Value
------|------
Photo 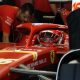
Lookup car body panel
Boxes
[0,23,69,80]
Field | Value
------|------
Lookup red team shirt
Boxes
[0,5,19,34]
[34,0,52,12]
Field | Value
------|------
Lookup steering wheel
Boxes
[37,30,63,47]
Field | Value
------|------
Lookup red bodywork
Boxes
[0,23,69,80]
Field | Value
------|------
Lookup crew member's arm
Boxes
[2,16,13,43]
[49,0,57,15]
[3,32,9,43]
[50,3,57,15]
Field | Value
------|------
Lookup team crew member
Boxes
[33,0,57,22]
[0,3,36,43]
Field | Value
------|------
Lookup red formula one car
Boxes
[0,23,69,80]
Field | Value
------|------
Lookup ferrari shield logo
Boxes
[50,50,55,64]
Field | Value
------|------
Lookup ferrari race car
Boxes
[0,23,69,80]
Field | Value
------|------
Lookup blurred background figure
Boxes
[33,0,57,23]
[54,0,72,25]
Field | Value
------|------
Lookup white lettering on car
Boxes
[0,58,18,64]
[27,58,47,68]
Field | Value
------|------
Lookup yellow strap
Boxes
[0,50,38,61]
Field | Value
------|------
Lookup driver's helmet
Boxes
[37,30,63,46]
